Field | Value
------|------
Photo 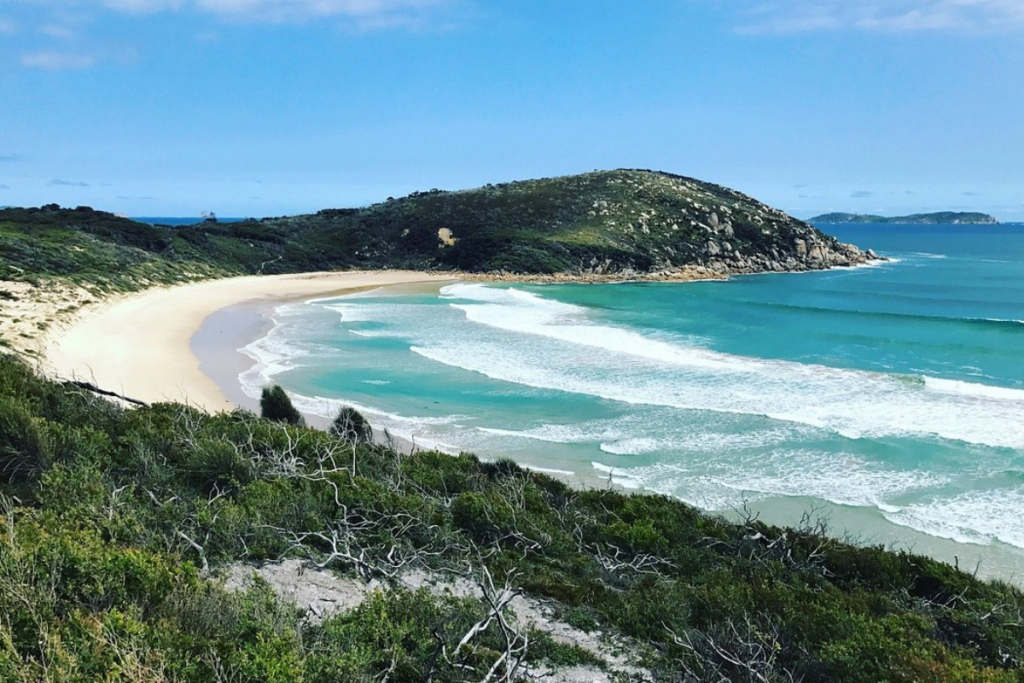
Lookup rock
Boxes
[706,241,721,256]
[437,227,457,247]
[794,239,807,258]
[709,212,720,228]
[866,249,878,260]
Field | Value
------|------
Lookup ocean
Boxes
[236,224,1024,579]
[132,217,248,226]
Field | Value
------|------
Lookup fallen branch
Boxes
[66,380,148,407]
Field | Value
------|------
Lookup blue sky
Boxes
[2,0,1023,220]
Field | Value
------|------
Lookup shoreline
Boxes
[37,261,848,411]
[42,270,457,411]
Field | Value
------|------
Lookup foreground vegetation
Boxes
[1,355,1022,681]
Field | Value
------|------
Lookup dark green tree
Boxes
[329,406,372,443]
[259,385,304,426]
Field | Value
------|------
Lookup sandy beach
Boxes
[43,271,456,412]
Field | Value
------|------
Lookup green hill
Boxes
[812,211,998,225]
[269,170,869,276]
[1,170,868,292]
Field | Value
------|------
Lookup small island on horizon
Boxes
[811,211,999,225]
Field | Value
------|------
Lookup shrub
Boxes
[328,406,372,443]
[259,385,304,426]
[0,396,47,484]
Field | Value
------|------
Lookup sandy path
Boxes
[43,271,455,411]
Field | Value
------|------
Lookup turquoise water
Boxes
[238,224,1024,575]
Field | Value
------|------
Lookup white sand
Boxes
[43,271,455,411]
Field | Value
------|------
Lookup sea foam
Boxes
[882,487,1024,548]
[407,284,1024,450]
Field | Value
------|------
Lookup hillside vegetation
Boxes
[1,355,1022,681]
[1,170,868,289]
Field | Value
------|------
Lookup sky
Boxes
[1,0,1023,220]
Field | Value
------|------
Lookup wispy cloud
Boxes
[100,0,184,13]
[0,154,19,162]
[0,17,16,34]
[22,51,96,69]
[850,190,873,198]
[0,184,10,190]
[961,190,979,196]
[199,0,453,25]
[734,1,1024,34]
[48,178,91,187]
[29,0,459,28]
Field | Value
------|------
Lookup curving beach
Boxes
[43,270,456,411]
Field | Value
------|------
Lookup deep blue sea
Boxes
[238,224,1024,577]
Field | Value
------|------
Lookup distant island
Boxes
[811,211,999,225]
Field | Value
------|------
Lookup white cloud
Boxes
[191,0,452,25]
[734,0,1024,33]
[0,17,17,34]
[21,51,96,69]
[101,0,184,14]
[23,0,456,26]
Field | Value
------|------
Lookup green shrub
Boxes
[259,385,304,426]
[329,406,372,443]
[0,396,47,484]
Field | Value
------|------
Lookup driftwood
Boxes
[66,380,149,407]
